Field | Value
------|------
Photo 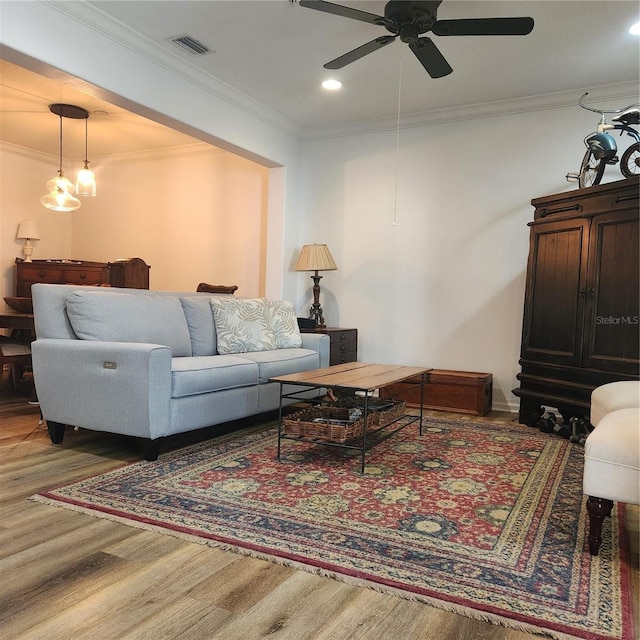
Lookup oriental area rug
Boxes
[33,415,634,640]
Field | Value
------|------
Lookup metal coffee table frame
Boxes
[271,363,431,473]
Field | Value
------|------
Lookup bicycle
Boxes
[574,92,640,188]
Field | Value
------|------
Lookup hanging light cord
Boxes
[392,53,403,227]
[58,114,63,175]
[83,118,89,163]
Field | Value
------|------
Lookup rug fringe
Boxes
[30,494,212,547]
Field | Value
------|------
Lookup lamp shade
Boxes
[294,244,338,272]
[16,219,40,240]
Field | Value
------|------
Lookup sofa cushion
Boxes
[235,349,320,384]
[266,300,303,349]
[179,296,218,356]
[211,298,277,354]
[171,355,258,398]
[66,291,192,357]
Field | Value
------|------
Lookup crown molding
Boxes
[45,1,303,141]
[1,139,222,165]
[301,81,640,141]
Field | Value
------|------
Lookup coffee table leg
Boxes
[419,372,426,436]
[360,393,369,473]
[277,382,284,461]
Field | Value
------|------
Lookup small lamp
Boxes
[16,219,41,262]
[294,243,337,328]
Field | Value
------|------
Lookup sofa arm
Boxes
[31,339,173,440]
[300,333,330,368]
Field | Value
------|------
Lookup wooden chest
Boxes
[380,369,493,416]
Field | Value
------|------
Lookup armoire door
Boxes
[582,211,640,373]
[521,218,590,366]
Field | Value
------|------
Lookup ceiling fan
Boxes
[299,0,534,78]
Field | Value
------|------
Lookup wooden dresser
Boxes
[15,257,150,297]
[300,327,358,365]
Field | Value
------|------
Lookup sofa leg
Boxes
[586,496,614,556]
[142,439,161,461]
[46,421,66,444]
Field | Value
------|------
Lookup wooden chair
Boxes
[196,283,238,295]
[0,336,32,391]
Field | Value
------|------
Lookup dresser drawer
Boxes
[20,266,64,282]
[63,267,107,284]
[16,259,111,296]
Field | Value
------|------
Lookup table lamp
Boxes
[294,243,337,328]
[16,220,41,263]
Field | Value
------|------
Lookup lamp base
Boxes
[22,241,33,263]
[309,271,326,328]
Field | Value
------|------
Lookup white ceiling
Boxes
[1,0,639,158]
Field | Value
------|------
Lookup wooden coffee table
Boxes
[270,362,431,472]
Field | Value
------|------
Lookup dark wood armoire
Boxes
[513,176,639,426]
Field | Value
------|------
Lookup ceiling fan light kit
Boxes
[299,0,534,78]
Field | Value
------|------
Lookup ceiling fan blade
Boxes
[432,17,534,37]
[299,0,382,24]
[409,38,452,78]
[324,36,396,69]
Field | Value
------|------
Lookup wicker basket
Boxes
[321,396,406,427]
[282,405,365,443]
[282,399,406,443]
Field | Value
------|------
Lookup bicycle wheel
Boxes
[620,142,640,178]
[578,149,605,188]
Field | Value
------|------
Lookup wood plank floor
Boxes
[1,377,638,640]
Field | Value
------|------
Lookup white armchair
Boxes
[583,382,640,555]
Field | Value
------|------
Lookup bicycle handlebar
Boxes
[579,91,638,116]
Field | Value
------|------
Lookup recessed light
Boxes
[322,79,342,91]
[630,20,640,36]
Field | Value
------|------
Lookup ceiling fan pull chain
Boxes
[392,52,402,227]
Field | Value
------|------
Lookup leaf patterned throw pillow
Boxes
[266,299,303,348]
[210,298,277,354]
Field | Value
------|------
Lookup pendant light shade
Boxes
[40,170,82,212]
[76,118,96,197]
[76,161,96,197]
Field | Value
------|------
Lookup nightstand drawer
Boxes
[300,327,358,365]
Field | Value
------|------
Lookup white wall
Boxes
[72,147,269,295]
[298,98,633,411]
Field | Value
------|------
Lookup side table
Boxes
[300,327,357,365]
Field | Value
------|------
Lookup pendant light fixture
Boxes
[41,103,92,211]
[76,116,96,197]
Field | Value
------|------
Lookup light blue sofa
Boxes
[31,284,329,460]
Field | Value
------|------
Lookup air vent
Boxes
[168,35,212,56]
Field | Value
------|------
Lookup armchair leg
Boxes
[46,421,66,444]
[586,496,614,556]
